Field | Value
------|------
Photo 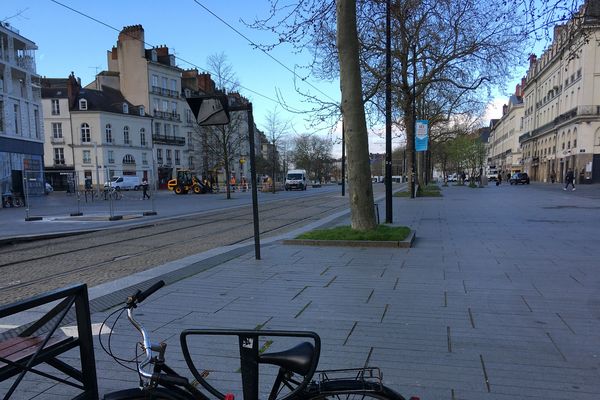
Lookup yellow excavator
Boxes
[167,170,210,194]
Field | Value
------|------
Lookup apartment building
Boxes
[92,25,189,189]
[42,74,152,190]
[0,22,43,205]
[487,88,524,174]
[519,1,600,183]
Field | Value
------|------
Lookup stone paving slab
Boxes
[3,183,600,399]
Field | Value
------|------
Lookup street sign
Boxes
[415,120,428,151]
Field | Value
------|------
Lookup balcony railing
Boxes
[153,110,181,121]
[151,86,179,98]
[520,105,600,143]
[51,137,65,144]
[16,55,36,74]
[53,159,66,166]
[152,134,186,146]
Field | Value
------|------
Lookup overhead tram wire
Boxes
[48,0,305,113]
[191,0,339,105]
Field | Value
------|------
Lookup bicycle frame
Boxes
[180,330,320,400]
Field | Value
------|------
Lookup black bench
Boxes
[0,284,98,399]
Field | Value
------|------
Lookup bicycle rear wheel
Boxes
[306,380,405,400]
[103,387,191,400]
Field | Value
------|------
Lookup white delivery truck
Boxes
[285,169,308,191]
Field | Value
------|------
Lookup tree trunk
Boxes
[337,0,376,231]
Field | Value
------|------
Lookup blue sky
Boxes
[3,0,544,155]
[3,1,342,143]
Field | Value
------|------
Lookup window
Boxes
[175,150,180,165]
[83,150,91,164]
[139,105,145,116]
[122,103,129,114]
[51,99,60,115]
[567,141,570,149]
[79,99,88,110]
[164,124,171,136]
[81,123,91,143]
[166,149,172,164]
[123,126,130,144]
[162,100,169,112]
[185,109,193,123]
[171,101,177,114]
[105,124,113,143]
[153,98,160,112]
[123,154,135,165]
[154,122,161,135]
[140,128,146,146]
[152,75,158,87]
[173,125,179,136]
[574,139,577,148]
[52,122,63,138]
[156,149,163,164]
[108,150,114,164]
[54,148,65,164]
[170,79,177,91]
[161,77,168,89]
[34,108,40,139]
[13,104,20,134]
[142,152,148,165]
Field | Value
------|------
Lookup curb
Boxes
[281,230,416,248]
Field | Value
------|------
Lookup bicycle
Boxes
[104,187,122,201]
[101,281,416,400]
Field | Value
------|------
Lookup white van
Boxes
[106,176,140,191]
[285,169,308,191]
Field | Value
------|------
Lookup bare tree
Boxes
[263,108,290,193]
[202,53,246,199]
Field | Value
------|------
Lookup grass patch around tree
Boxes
[296,224,411,241]
[394,182,442,197]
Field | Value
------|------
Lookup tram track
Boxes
[0,193,350,303]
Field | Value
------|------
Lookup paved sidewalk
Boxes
[3,182,600,399]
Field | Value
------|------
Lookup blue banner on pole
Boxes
[415,120,429,151]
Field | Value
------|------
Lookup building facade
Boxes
[487,90,524,175]
[42,74,152,190]
[97,25,189,189]
[519,1,600,183]
[0,22,43,205]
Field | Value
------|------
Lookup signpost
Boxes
[415,120,429,152]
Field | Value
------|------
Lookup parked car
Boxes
[509,172,530,185]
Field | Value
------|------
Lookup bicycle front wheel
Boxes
[305,380,406,400]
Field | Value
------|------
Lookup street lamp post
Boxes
[385,0,392,222]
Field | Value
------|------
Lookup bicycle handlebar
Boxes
[137,280,165,304]
[125,280,166,381]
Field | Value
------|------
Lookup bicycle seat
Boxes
[259,341,315,375]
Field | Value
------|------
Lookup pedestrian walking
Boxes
[564,168,576,191]
[142,179,150,199]
[496,171,502,186]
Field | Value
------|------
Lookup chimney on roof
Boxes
[67,72,81,108]
[502,104,508,116]
[119,24,144,42]
[528,53,537,67]
[155,45,169,57]
[515,84,522,97]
